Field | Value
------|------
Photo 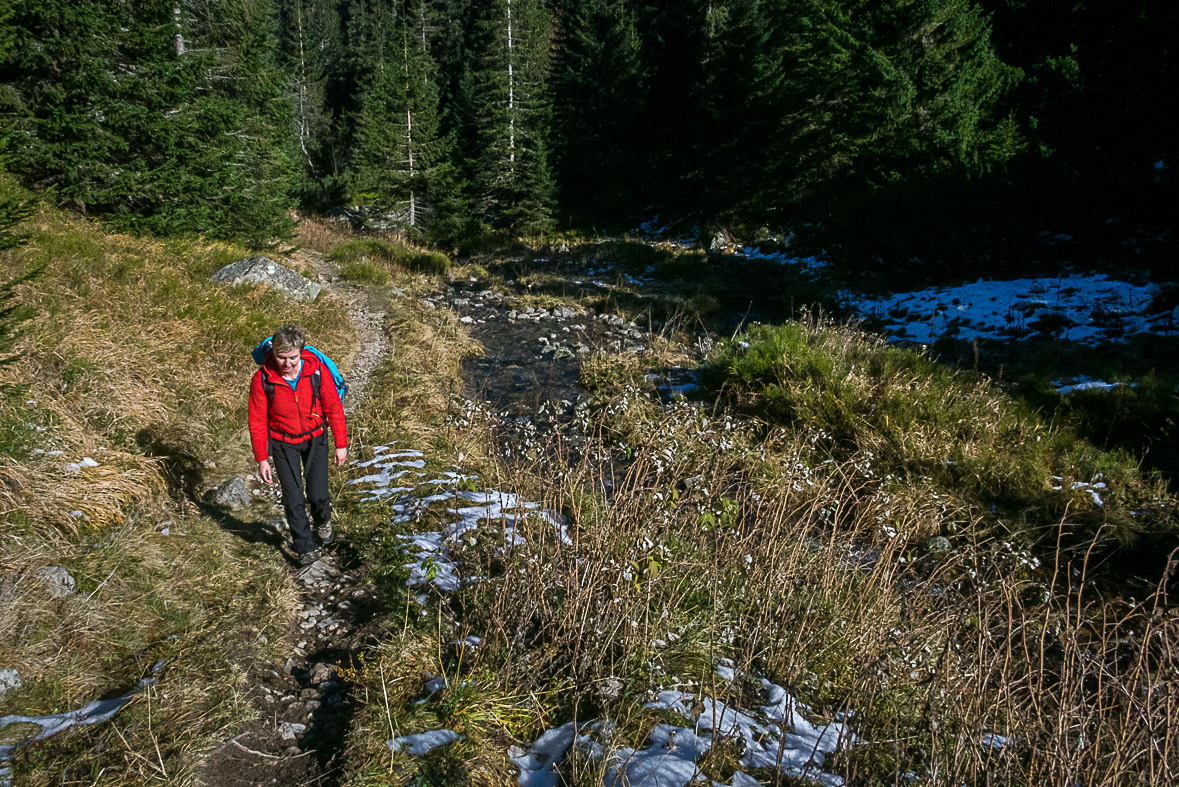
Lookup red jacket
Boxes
[248,350,348,462]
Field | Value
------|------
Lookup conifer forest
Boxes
[1,0,1174,260]
[2,2,1179,785]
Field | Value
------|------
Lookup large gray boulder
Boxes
[211,256,321,302]
[208,476,253,510]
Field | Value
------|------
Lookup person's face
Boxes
[275,348,301,376]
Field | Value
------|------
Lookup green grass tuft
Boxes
[702,319,1177,554]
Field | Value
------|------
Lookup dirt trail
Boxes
[196,251,390,786]
[296,249,389,408]
[196,251,692,785]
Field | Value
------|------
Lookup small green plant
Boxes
[340,260,391,285]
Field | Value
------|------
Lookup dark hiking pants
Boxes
[269,433,330,556]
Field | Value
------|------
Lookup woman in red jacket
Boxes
[248,324,348,565]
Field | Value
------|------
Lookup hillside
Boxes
[1,189,1176,785]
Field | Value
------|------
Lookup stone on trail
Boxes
[211,256,322,302]
[208,476,253,510]
[279,721,306,742]
[309,663,334,685]
[35,566,76,598]
[0,667,22,698]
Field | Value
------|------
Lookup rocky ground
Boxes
[194,250,700,785]
[197,251,392,785]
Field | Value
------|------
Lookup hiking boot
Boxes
[299,549,320,567]
[315,519,334,546]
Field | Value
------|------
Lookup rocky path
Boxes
[297,249,389,407]
[197,252,704,785]
[197,250,390,786]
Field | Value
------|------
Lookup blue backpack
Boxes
[252,338,349,406]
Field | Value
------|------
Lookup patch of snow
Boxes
[644,679,852,787]
[605,724,710,787]
[512,721,580,787]
[0,664,162,783]
[388,729,462,755]
[1052,377,1137,395]
[844,274,1161,346]
[736,245,829,273]
[981,732,1011,750]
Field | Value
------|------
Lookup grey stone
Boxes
[36,566,76,598]
[598,677,623,702]
[924,536,954,554]
[211,256,321,302]
[209,476,252,510]
[0,667,22,697]
[309,663,335,685]
[279,721,306,742]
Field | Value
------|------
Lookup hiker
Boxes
[248,324,348,565]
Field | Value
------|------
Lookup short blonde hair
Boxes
[272,324,306,355]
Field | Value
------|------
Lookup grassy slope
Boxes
[0,178,352,783]
[327,247,1177,787]
[2,195,1175,785]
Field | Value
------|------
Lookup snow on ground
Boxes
[354,445,855,785]
[348,443,570,599]
[512,721,582,787]
[0,663,162,787]
[388,729,462,755]
[642,674,853,787]
[733,244,829,275]
[843,274,1164,346]
[397,667,855,787]
[1051,376,1137,394]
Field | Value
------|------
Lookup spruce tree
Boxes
[550,0,645,226]
[0,0,294,243]
[279,0,345,202]
[469,0,555,234]
[350,0,459,239]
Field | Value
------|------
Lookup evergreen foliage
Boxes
[349,0,460,238]
[278,0,345,202]
[468,0,556,234]
[0,0,1169,253]
[550,0,645,226]
[0,0,294,244]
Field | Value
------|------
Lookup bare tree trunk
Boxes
[294,0,316,172]
[174,6,186,56]
[506,0,515,173]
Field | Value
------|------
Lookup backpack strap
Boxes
[262,369,327,442]
[309,369,322,416]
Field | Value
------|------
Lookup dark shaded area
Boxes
[136,427,206,499]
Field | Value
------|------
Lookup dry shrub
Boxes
[445,357,1178,785]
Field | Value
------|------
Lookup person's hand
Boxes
[259,459,273,484]
[334,447,347,467]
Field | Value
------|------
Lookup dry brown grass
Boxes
[0,190,339,778]
[428,337,1179,786]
